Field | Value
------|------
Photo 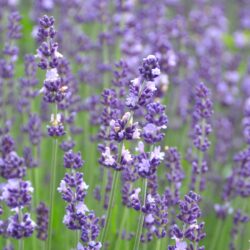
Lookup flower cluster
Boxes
[169,191,206,250]
[58,150,102,249]
[190,82,213,192]
[36,202,49,241]
[0,135,36,239]
[35,15,67,137]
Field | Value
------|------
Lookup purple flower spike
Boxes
[47,114,66,137]
[36,202,49,241]
[139,55,161,81]
[64,150,85,169]
[1,179,33,208]
[7,212,36,239]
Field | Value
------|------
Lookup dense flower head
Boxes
[1,179,33,208]
[177,191,201,224]
[145,102,168,127]
[98,143,119,169]
[223,141,250,200]
[37,15,56,42]
[139,55,161,81]
[192,82,213,152]
[26,114,42,145]
[40,69,68,103]
[58,172,89,203]
[36,15,68,107]
[77,241,102,250]
[60,140,75,152]
[136,142,164,178]
[7,12,22,40]
[0,151,26,179]
[109,112,141,142]
[80,212,101,243]
[126,78,157,109]
[169,191,205,249]
[36,202,49,241]
[165,147,185,184]
[23,147,38,168]
[7,212,36,239]
[0,135,15,157]
[47,113,66,137]
[230,209,249,250]
[64,150,84,169]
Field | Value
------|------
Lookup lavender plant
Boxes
[0,1,250,250]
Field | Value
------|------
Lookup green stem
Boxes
[210,219,223,250]
[133,178,148,250]
[100,170,120,244]
[18,209,24,250]
[156,239,162,250]
[47,138,58,250]
[114,207,129,249]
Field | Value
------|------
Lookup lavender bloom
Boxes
[7,213,36,239]
[58,172,88,203]
[0,11,21,81]
[0,151,26,179]
[64,150,84,169]
[36,202,49,241]
[80,212,101,243]
[145,102,168,128]
[169,191,205,249]
[60,140,75,152]
[165,147,185,206]
[192,82,213,152]
[47,113,65,137]
[7,12,22,40]
[1,179,33,208]
[136,142,164,178]
[35,15,68,139]
[23,147,38,169]
[98,143,118,170]
[230,210,249,250]
[26,114,42,145]
[139,55,161,81]
[190,82,213,192]
[58,150,101,248]
[77,242,102,250]
[0,135,15,157]
[109,112,141,142]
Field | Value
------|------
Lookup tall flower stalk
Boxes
[190,82,213,192]
[34,15,67,250]
[58,150,102,249]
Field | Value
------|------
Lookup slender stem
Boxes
[76,230,80,245]
[133,178,148,250]
[100,170,120,244]
[114,207,129,249]
[47,138,58,250]
[19,238,24,250]
[18,209,24,250]
[156,239,162,250]
[210,219,222,250]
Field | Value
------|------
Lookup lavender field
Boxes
[0,0,250,249]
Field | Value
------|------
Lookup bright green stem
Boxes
[114,207,129,249]
[156,239,162,250]
[133,178,148,250]
[100,170,120,244]
[18,238,24,250]
[18,209,24,250]
[210,219,223,250]
[47,138,58,250]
